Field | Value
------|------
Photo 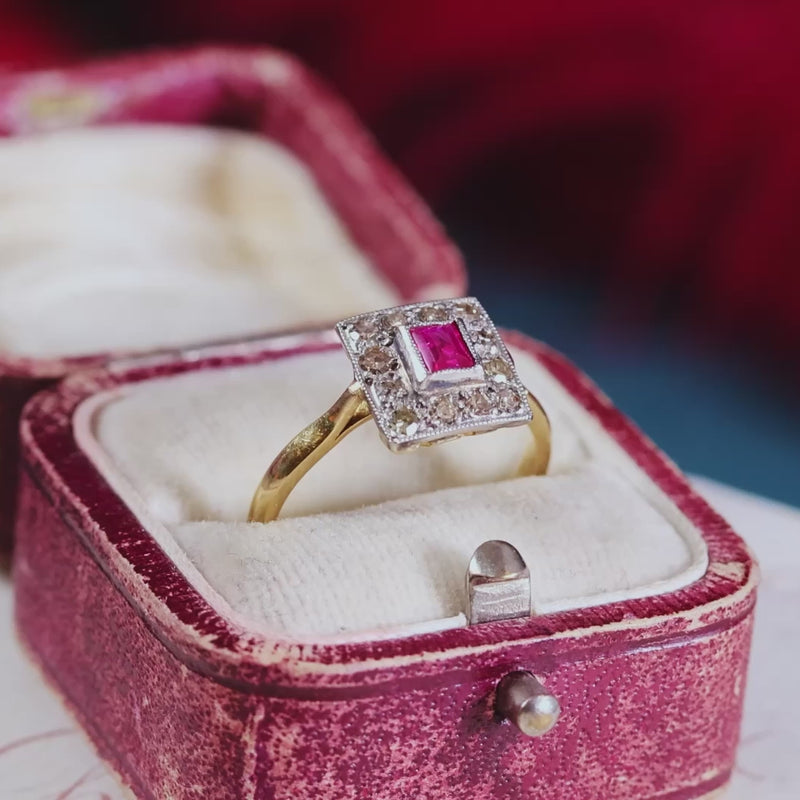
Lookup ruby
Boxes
[410,322,475,372]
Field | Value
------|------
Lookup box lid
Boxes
[0,46,466,379]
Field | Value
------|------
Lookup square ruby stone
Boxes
[410,322,475,372]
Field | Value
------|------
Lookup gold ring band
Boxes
[248,297,551,524]
[248,382,550,523]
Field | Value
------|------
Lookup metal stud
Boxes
[496,671,561,737]
[466,540,531,625]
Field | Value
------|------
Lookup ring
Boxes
[248,297,551,523]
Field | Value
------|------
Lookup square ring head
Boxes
[337,297,532,451]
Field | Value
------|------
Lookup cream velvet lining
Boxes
[75,347,709,642]
[6,123,707,641]
[0,125,401,358]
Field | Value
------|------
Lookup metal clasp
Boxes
[466,540,531,625]
[496,671,561,737]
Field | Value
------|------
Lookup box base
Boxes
[14,624,142,800]
[12,618,738,800]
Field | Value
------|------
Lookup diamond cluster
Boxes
[337,297,531,451]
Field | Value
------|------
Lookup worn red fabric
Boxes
[1,2,799,354]
[15,330,757,799]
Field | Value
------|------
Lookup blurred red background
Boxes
[1,0,798,362]
[0,1,797,502]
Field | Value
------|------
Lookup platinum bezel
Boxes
[337,297,532,452]
[394,318,485,392]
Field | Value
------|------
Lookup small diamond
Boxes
[471,328,498,356]
[432,394,458,424]
[354,316,380,336]
[484,357,513,383]
[382,310,407,329]
[497,387,523,412]
[465,314,488,330]
[467,389,494,415]
[417,306,448,323]
[454,300,479,319]
[359,346,394,373]
[472,328,496,346]
[379,376,406,399]
[390,407,419,436]
[374,330,395,347]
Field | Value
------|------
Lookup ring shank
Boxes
[248,384,550,523]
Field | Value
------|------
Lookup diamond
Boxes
[382,310,407,329]
[374,330,395,347]
[432,394,458,424]
[468,389,493,415]
[497,387,523,412]
[359,346,394,373]
[417,306,449,323]
[484,357,513,383]
[454,300,479,319]
[472,328,498,356]
[410,322,476,373]
[379,376,406,399]
[390,407,419,436]
[354,316,380,336]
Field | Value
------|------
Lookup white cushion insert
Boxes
[0,125,399,358]
[76,347,709,641]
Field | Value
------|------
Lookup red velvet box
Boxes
[14,330,756,800]
[8,48,757,800]
[0,47,464,556]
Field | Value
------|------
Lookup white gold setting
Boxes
[336,297,532,452]
[394,318,486,391]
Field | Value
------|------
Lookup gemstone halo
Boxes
[337,297,531,451]
[410,322,475,372]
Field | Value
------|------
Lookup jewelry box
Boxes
[0,46,463,555]
[8,48,757,800]
[16,328,756,800]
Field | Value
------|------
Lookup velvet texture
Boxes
[77,344,708,638]
[14,332,756,800]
